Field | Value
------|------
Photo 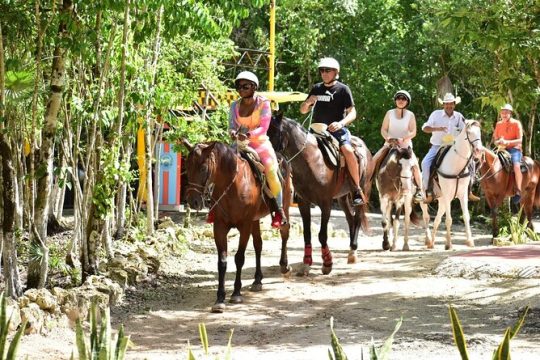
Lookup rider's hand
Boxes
[328,121,344,132]
[229,130,237,140]
[306,95,318,106]
[437,126,448,132]
[237,133,248,142]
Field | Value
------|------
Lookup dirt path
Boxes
[18,209,540,359]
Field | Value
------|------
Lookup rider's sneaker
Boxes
[413,190,424,204]
[468,192,481,202]
[512,190,521,204]
[352,190,365,206]
[423,191,433,204]
[271,209,287,228]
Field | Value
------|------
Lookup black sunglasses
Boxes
[319,67,334,73]
[236,83,254,91]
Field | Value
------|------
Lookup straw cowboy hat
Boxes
[438,92,461,104]
[500,104,514,112]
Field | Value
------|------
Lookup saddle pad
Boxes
[496,150,529,173]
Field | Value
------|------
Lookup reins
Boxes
[285,110,313,164]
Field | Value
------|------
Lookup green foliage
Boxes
[0,293,27,360]
[73,301,130,360]
[497,207,540,245]
[328,316,401,360]
[186,323,234,360]
[448,304,530,360]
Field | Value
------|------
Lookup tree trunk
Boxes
[526,102,537,157]
[28,0,72,289]
[0,18,23,299]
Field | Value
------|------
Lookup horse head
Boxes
[268,111,287,153]
[464,120,484,159]
[184,142,216,210]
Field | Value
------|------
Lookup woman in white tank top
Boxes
[375,90,424,201]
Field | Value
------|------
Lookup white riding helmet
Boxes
[235,71,259,88]
[394,90,411,104]
[318,57,340,71]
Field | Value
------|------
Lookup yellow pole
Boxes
[269,0,276,91]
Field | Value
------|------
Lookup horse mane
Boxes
[205,141,238,174]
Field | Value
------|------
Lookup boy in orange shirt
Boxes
[492,104,523,203]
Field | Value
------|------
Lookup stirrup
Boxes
[352,189,365,206]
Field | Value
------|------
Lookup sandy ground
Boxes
[17,208,540,360]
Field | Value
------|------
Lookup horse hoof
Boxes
[211,303,226,313]
[465,241,475,247]
[426,242,434,249]
[281,266,292,278]
[445,245,452,251]
[347,251,357,264]
[322,264,332,275]
[390,245,397,252]
[382,241,390,251]
[402,245,410,251]
[230,295,244,304]
[250,283,263,292]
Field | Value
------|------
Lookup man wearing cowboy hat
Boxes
[493,103,523,203]
[420,92,480,203]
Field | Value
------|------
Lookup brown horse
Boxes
[268,113,373,275]
[183,141,291,313]
[478,148,540,240]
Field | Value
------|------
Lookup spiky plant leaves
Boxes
[492,328,511,360]
[329,317,348,360]
[328,348,335,360]
[114,325,130,360]
[75,319,89,360]
[224,329,234,360]
[186,340,196,360]
[449,305,470,360]
[369,336,378,360]
[376,317,403,360]
[509,306,529,339]
[90,302,98,357]
[97,308,112,360]
[6,320,27,360]
[0,292,9,360]
[198,323,209,355]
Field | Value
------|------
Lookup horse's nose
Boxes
[187,195,203,210]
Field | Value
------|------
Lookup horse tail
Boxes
[409,207,421,227]
[534,160,540,209]
[358,203,370,233]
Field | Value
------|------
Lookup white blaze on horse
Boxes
[376,143,431,251]
[428,120,483,250]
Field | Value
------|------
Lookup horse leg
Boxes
[337,195,359,263]
[460,195,474,247]
[391,206,401,251]
[380,197,391,251]
[250,221,263,292]
[403,197,412,251]
[297,199,312,276]
[279,219,292,277]
[491,206,499,242]
[211,225,230,313]
[230,223,252,304]
[419,202,432,246]
[319,204,333,275]
[444,199,453,250]
[430,201,445,249]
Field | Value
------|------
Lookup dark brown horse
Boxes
[183,141,291,313]
[478,148,540,240]
[268,113,373,275]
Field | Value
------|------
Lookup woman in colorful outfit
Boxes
[493,103,523,203]
[228,71,286,228]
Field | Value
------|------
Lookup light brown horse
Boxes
[268,113,373,275]
[183,141,291,313]
[478,148,540,240]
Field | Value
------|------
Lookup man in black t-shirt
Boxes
[300,57,365,205]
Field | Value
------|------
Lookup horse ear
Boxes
[180,138,194,151]
[273,110,283,121]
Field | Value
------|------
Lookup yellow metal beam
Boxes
[269,0,276,91]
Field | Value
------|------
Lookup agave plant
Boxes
[72,301,130,360]
[0,292,27,360]
[328,316,402,360]
[448,304,529,360]
[186,323,234,360]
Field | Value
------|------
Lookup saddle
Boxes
[237,143,274,199]
[495,149,530,173]
[309,124,342,168]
